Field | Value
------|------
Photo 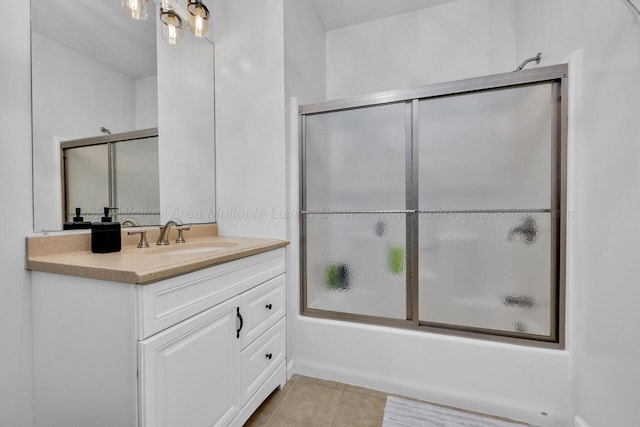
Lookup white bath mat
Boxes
[383,395,524,427]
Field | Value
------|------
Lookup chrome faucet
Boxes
[121,218,141,227]
[157,219,191,245]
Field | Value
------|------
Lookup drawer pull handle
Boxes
[266,353,273,360]
[266,304,273,310]
[236,307,243,339]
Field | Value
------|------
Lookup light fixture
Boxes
[187,0,210,38]
[160,8,184,46]
[124,0,211,45]
[122,0,148,20]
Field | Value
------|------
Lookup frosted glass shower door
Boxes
[113,136,160,225]
[303,103,409,320]
[418,213,553,335]
[66,144,109,222]
[305,104,407,211]
[417,83,558,337]
[419,84,554,210]
[305,214,407,319]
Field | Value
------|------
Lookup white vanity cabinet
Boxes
[31,248,287,427]
[139,296,242,427]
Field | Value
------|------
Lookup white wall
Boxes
[0,0,34,425]
[283,0,327,377]
[135,75,159,130]
[284,0,326,106]
[325,0,517,99]
[516,1,640,426]
[214,0,287,239]
[31,32,137,137]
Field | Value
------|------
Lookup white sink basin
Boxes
[144,242,238,255]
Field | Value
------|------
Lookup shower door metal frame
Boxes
[299,64,568,349]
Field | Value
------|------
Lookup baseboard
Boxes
[286,359,295,380]
[574,415,589,427]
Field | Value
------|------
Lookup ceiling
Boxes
[31,0,157,79]
[29,0,457,78]
[309,0,458,31]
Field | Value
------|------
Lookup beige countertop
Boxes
[26,224,288,284]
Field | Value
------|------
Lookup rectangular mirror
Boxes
[31,0,216,231]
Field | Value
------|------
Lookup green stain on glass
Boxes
[325,262,350,290]
[325,263,340,289]
[387,246,405,275]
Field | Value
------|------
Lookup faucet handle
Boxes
[127,229,150,248]
[176,225,191,244]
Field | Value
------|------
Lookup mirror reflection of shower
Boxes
[61,128,160,226]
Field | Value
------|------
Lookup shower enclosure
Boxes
[61,128,160,225]
[300,65,567,346]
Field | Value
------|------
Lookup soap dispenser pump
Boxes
[91,207,121,253]
[63,208,92,230]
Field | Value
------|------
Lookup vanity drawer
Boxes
[241,318,286,402]
[240,274,285,347]
[137,248,285,339]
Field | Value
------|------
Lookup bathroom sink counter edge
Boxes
[26,223,289,284]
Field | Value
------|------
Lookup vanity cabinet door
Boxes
[139,296,242,427]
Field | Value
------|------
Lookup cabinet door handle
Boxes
[236,307,243,339]
[266,303,273,310]
[266,353,273,360]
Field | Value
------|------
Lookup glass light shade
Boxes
[160,0,177,9]
[160,10,184,45]
[187,0,210,38]
[122,0,148,20]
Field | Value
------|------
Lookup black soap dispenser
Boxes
[63,208,92,230]
[91,207,121,253]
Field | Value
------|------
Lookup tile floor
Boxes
[243,374,527,427]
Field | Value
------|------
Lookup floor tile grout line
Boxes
[265,376,343,427]
[329,389,345,427]
[263,378,298,426]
